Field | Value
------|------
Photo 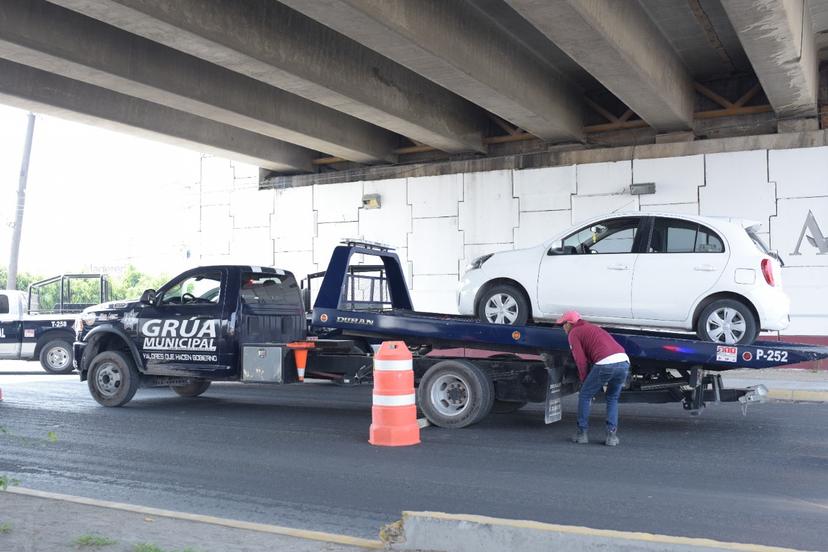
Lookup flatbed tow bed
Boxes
[305,242,828,427]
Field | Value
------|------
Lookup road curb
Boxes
[381,511,812,552]
[767,389,828,402]
[6,487,383,550]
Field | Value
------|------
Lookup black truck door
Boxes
[136,268,232,378]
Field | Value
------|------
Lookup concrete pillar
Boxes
[0,0,396,163]
[280,0,584,143]
[49,0,487,153]
[0,59,315,173]
[505,0,695,131]
[721,0,818,119]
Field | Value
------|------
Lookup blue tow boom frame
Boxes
[312,243,828,371]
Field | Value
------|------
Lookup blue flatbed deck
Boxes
[311,243,828,372]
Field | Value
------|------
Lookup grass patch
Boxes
[0,522,12,534]
[73,534,117,547]
[0,475,20,491]
[47,431,58,443]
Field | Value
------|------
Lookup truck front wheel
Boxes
[417,359,494,429]
[172,380,211,397]
[87,351,140,407]
[39,338,74,374]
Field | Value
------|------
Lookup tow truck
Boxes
[1,274,109,373]
[73,242,828,428]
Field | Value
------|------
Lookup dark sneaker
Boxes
[571,429,588,444]
[605,430,619,446]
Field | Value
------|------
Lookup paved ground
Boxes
[1,362,827,551]
[0,491,374,552]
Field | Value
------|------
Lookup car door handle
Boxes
[694,264,718,272]
[607,263,629,271]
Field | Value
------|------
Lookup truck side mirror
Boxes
[139,289,157,305]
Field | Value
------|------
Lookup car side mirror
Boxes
[139,289,157,304]
[548,245,577,256]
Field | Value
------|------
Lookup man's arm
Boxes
[568,330,589,381]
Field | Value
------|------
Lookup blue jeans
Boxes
[577,361,629,432]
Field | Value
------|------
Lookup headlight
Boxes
[466,253,493,272]
[81,312,97,326]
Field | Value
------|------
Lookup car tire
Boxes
[417,359,494,429]
[39,338,74,374]
[477,284,529,326]
[171,380,211,397]
[87,351,140,407]
[697,299,758,345]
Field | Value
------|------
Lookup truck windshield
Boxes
[241,272,301,307]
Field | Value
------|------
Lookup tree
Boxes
[110,265,169,300]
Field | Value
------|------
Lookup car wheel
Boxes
[477,284,529,326]
[87,351,140,407]
[417,359,494,429]
[39,338,74,374]
[171,380,211,397]
[697,299,758,345]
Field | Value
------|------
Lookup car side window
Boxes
[560,217,640,254]
[649,218,724,253]
[158,270,223,306]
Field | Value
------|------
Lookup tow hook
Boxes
[739,384,768,415]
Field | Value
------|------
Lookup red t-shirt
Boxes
[567,320,626,381]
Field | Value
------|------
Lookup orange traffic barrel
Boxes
[369,341,420,447]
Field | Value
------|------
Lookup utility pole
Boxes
[7,112,36,290]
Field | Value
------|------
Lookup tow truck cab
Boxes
[74,265,309,401]
[1,274,108,373]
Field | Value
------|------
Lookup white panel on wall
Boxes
[700,150,775,222]
[408,217,463,275]
[230,188,274,228]
[200,156,235,191]
[407,174,463,218]
[771,197,828,267]
[640,203,699,215]
[459,171,519,244]
[571,194,639,224]
[411,275,461,314]
[313,221,359,267]
[199,205,232,256]
[230,161,260,183]
[359,178,411,249]
[576,161,631,196]
[513,166,576,212]
[513,210,572,249]
[313,181,363,223]
[272,187,315,252]
[633,155,703,206]
[274,250,316,282]
[780,266,828,335]
[228,227,274,267]
[769,146,828,199]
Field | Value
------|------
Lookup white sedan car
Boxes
[458,212,790,345]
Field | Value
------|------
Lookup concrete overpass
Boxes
[2,0,826,179]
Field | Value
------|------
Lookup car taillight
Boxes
[761,258,775,286]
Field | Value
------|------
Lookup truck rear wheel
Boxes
[39,338,74,374]
[87,351,140,407]
[417,359,494,429]
[172,380,211,397]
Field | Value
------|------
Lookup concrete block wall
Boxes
[196,146,828,337]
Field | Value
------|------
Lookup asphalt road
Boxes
[1,364,827,550]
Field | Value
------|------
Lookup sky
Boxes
[0,103,204,277]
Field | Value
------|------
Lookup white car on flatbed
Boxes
[458,212,790,345]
